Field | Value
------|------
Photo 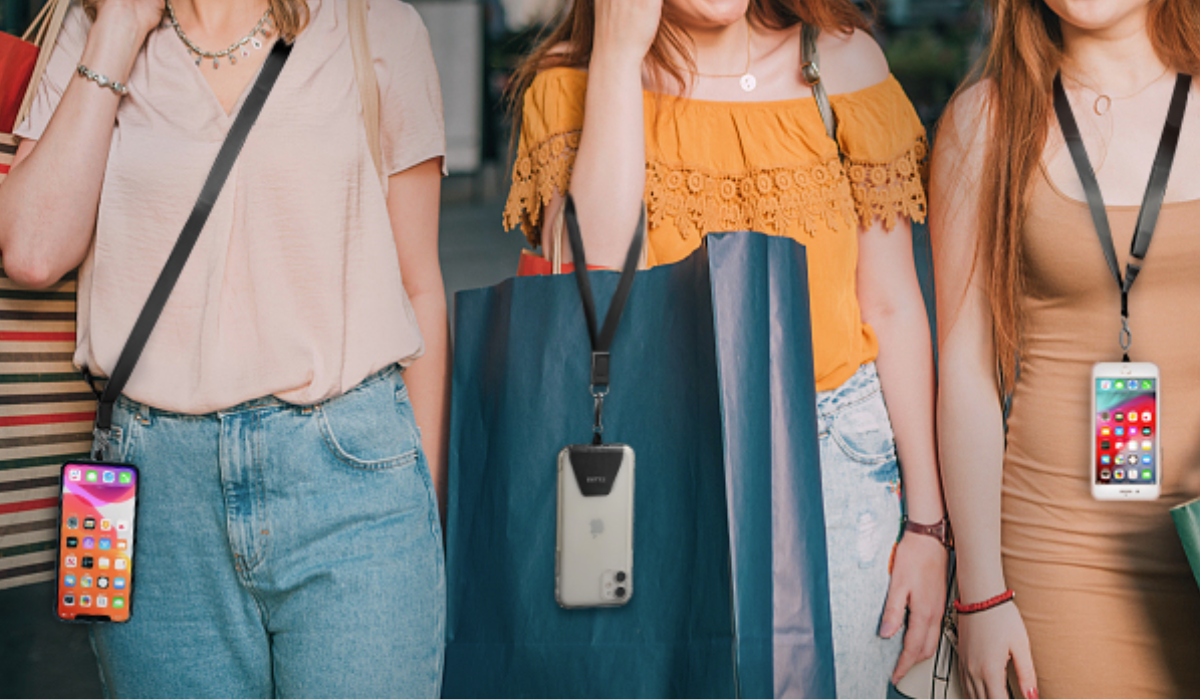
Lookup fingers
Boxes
[1011,639,1039,699]
[890,600,939,684]
[878,581,908,639]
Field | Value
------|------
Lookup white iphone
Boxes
[1092,362,1161,500]
[555,444,634,608]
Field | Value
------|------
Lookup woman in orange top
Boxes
[503,0,948,695]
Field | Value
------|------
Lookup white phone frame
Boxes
[1091,362,1161,501]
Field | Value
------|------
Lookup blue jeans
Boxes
[817,362,905,698]
[89,366,445,698]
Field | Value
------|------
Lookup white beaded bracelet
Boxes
[75,64,129,97]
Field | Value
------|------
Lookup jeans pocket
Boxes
[317,372,421,471]
[829,389,897,467]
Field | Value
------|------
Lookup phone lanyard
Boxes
[1052,72,1192,361]
[562,195,645,445]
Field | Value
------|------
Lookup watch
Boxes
[903,516,953,549]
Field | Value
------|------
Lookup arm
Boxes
[929,84,1036,700]
[857,214,949,683]
[389,158,449,518]
[544,0,660,268]
[0,0,161,288]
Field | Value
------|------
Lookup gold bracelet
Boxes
[75,64,129,97]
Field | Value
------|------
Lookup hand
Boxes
[957,599,1038,699]
[882,532,949,686]
[592,0,662,69]
[88,0,165,49]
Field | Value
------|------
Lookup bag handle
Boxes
[15,0,72,131]
[801,24,839,149]
[89,41,292,435]
[348,0,384,185]
[548,198,649,274]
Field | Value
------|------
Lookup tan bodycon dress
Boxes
[1002,167,1200,697]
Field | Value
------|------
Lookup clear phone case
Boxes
[555,444,634,608]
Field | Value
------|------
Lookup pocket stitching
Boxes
[828,389,897,465]
[315,406,419,471]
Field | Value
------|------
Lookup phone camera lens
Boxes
[616,571,626,583]
[615,587,626,598]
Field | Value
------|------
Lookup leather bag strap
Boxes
[801,24,838,147]
[93,40,293,431]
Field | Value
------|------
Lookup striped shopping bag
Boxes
[0,0,91,592]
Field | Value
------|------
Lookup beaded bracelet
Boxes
[954,589,1015,614]
[76,64,129,97]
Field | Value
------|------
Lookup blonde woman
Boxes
[0,0,449,694]
[933,0,1200,696]
[503,0,950,695]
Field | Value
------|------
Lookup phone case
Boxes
[1091,362,1161,501]
[556,444,634,608]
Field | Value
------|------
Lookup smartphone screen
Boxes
[56,463,138,622]
[1094,377,1157,486]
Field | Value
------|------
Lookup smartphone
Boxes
[556,444,634,608]
[56,462,139,622]
[1092,362,1160,500]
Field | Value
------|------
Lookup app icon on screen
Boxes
[1143,427,1152,436]
[1100,469,1111,479]
[117,540,128,551]
[81,576,92,588]
[67,516,78,529]
[99,558,110,570]
[1143,412,1152,422]
[64,556,77,568]
[66,537,78,548]
[1128,471,1139,480]
[1101,381,1112,390]
[1128,413,1138,423]
[1143,380,1153,390]
[80,595,91,607]
[1116,455,1126,465]
[99,539,111,550]
[1102,441,1111,450]
[85,471,98,482]
[114,578,126,590]
[1116,427,1125,436]
[115,559,127,571]
[118,473,132,485]
[68,469,81,482]
[102,471,115,484]
[113,598,125,609]
[63,595,75,606]
[1115,381,1125,390]
[83,517,95,530]
[97,596,107,608]
[1101,455,1111,465]
[1101,427,1111,436]
[97,577,109,589]
[1115,469,1125,480]
[116,521,128,534]
[1143,440,1152,450]
[100,520,112,531]
[82,537,95,549]
[82,557,93,569]
[1142,455,1152,465]
[1143,469,1152,479]
[1101,411,1111,421]
[64,575,76,587]
[1115,412,1124,421]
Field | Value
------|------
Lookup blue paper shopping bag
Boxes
[445,231,835,698]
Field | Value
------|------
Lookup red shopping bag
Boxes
[0,31,39,134]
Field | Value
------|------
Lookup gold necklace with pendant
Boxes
[690,20,756,92]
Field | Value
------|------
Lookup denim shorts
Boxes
[89,365,445,698]
[817,362,904,698]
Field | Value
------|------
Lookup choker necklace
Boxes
[165,0,274,70]
[690,20,756,92]
[1065,67,1172,116]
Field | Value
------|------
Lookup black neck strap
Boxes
[90,41,292,432]
[563,194,645,444]
[1053,71,1191,360]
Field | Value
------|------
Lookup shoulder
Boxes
[816,27,889,96]
[366,0,429,42]
[937,79,993,162]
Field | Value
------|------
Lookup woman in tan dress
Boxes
[932,0,1200,697]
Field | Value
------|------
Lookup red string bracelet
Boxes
[954,589,1015,615]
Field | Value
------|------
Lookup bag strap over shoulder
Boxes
[15,0,72,131]
[348,0,385,185]
[801,24,839,149]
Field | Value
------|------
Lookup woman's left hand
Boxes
[881,531,950,685]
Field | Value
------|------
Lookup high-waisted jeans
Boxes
[89,365,445,698]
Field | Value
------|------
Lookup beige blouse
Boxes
[16,0,445,413]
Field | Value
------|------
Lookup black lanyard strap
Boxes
[1053,71,1191,358]
[563,194,645,443]
[90,41,292,432]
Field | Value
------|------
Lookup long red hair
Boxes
[968,0,1200,396]
[507,0,872,119]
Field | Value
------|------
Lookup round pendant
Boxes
[1094,95,1112,116]
[252,37,263,50]
[740,73,756,92]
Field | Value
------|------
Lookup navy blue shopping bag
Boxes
[445,231,835,698]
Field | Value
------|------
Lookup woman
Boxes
[0,0,448,694]
[503,0,949,695]
[932,0,1200,696]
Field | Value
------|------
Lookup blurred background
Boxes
[0,0,982,695]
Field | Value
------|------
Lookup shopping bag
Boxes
[445,230,836,698]
[1173,496,1200,592]
[0,0,94,592]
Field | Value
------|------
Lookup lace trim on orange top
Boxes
[503,129,929,248]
